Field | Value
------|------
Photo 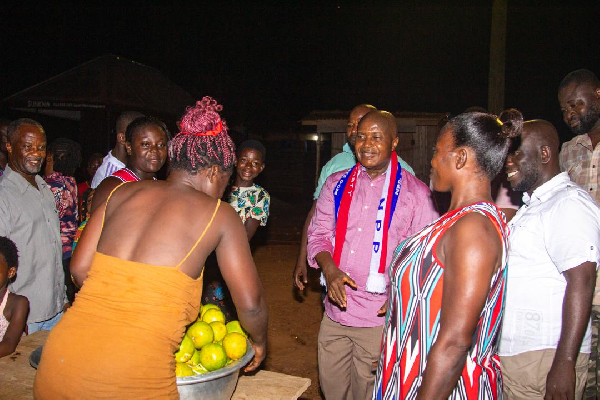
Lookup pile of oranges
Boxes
[175,304,248,377]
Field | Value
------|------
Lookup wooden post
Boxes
[488,0,507,115]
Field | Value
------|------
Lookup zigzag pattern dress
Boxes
[373,202,508,400]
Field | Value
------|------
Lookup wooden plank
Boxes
[0,330,48,400]
[233,370,311,400]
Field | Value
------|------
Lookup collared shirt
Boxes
[0,166,65,324]
[44,172,79,259]
[560,134,600,201]
[560,134,600,304]
[307,165,438,327]
[499,172,600,356]
[91,150,125,189]
[313,143,416,200]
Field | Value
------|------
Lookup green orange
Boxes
[222,332,247,360]
[175,362,195,377]
[226,320,247,337]
[200,303,220,319]
[174,334,195,363]
[210,321,227,342]
[202,308,226,324]
[188,349,202,366]
[199,343,227,371]
[186,321,214,349]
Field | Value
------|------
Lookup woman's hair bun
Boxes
[498,108,523,139]
[179,96,224,136]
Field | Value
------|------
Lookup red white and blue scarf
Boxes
[323,156,402,294]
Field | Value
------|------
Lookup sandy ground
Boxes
[253,244,324,400]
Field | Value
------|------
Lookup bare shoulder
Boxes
[438,211,502,268]
[8,292,29,306]
[448,212,501,246]
[5,292,29,317]
[91,176,122,212]
[177,192,241,230]
[217,201,245,226]
[95,176,121,193]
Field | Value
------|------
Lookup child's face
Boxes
[235,148,265,185]
[0,253,15,288]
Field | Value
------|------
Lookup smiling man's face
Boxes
[7,123,46,178]
[355,111,398,179]
[559,82,600,136]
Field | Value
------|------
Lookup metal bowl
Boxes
[177,339,255,400]
[30,345,43,369]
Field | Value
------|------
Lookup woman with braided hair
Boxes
[34,97,268,399]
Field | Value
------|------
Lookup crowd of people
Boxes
[0,97,270,398]
[0,69,599,399]
[294,68,600,400]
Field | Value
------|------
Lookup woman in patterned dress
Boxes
[44,138,82,304]
[374,109,523,399]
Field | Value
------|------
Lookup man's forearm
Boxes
[315,251,336,276]
[554,263,596,364]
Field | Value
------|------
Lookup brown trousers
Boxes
[500,349,589,399]
[318,313,383,400]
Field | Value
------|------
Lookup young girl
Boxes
[203,140,270,320]
[229,140,270,240]
[0,236,29,358]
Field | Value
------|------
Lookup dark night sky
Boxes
[2,1,599,139]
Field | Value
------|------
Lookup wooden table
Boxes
[0,331,311,400]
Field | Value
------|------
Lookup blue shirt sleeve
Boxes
[397,155,415,176]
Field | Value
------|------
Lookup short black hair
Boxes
[48,138,82,176]
[0,236,19,268]
[88,152,104,165]
[237,140,266,163]
[6,118,44,143]
[125,116,171,143]
[116,111,145,134]
[559,69,600,91]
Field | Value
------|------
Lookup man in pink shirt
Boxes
[307,110,438,399]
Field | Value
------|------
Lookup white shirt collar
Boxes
[522,172,571,206]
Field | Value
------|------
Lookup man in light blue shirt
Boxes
[293,104,414,289]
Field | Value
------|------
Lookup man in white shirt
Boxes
[500,119,600,399]
[90,111,144,188]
